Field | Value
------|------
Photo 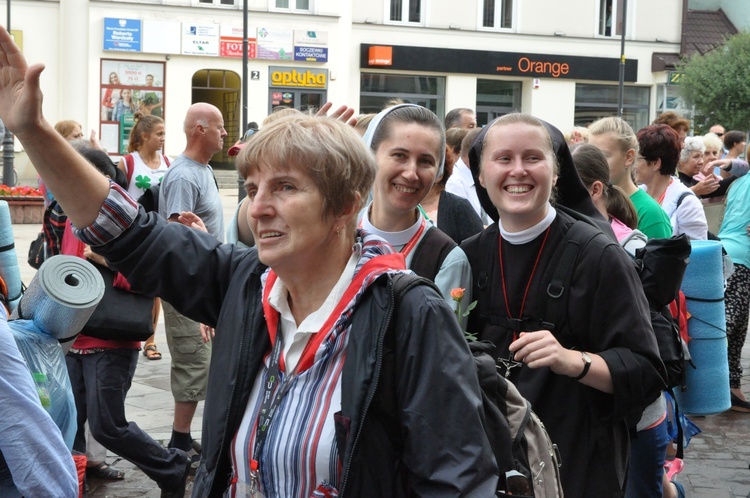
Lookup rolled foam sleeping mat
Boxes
[10,255,104,341]
[0,201,23,311]
[674,239,731,415]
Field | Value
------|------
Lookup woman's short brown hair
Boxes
[54,120,82,139]
[237,114,376,222]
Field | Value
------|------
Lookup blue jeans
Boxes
[66,348,187,491]
[625,418,669,498]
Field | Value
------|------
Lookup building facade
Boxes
[3,0,684,176]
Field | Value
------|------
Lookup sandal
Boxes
[86,462,125,480]
[664,458,684,481]
[143,343,162,360]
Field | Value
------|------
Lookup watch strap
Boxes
[574,351,592,381]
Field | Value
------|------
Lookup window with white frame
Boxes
[388,0,422,24]
[480,0,513,30]
[598,0,631,37]
[272,0,311,12]
[197,0,236,6]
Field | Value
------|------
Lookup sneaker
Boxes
[187,447,200,475]
[191,438,202,455]
[730,392,750,413]
[664,457,684,481]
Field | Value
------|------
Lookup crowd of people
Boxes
[0,24,749,497]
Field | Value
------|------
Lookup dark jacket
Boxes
[677,170,737,198]
[436,190,484,244]
[462,212,665,497]
[98,211,498,497]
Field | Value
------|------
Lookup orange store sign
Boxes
[368,46,393,66]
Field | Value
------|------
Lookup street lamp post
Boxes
[237,0,249,200]
[2,0,14,186]
[617,0,628,118]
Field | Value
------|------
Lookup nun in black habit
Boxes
[460,114,665,497]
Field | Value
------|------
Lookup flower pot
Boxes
[0,196,44,224]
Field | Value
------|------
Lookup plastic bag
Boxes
[8,319,77,449]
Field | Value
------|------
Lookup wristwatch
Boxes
[574,351,592,381]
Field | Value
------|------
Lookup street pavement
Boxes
[7,185,750,497]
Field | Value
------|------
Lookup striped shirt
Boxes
[229,232,405,498]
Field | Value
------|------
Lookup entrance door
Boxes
[270,89,326,114]
[192,69,241,170]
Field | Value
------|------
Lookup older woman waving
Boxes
[0,27,496,498]
[461,114,665,497]
[636,125,708,240]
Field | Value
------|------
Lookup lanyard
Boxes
[251,319,294,472]
[251,254,405,470]
[399,217,426,257]
[498,226,551,339]
[359,211,426,257]
[657,178,673,205]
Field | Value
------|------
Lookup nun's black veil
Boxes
[467,117,615,238]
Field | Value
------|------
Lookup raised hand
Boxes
[0,26,46,138]
[178,211,207,232]
[315,102,358,127]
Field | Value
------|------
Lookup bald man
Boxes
[709,124,725,137]
[159,103,227,467]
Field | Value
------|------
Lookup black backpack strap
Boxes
[377,273,441,451]
[543,221,600,336]
[675,191,694,209]
[409,227,457,282]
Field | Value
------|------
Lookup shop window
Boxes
[656,84,693,124]
[476,79,522,126]
[271,0,311,12]
[387,0,422,25]
[480,0,513,30]
[575,84,649,131]
[360,73,445,117]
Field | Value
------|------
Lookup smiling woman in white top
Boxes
[361,104,473,312]
[635,124,708,240]
[116,112,170,362]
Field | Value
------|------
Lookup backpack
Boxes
[124,153,171,213]
[633,234,694,391]
[408,226,456,281]
[389,273,564,497]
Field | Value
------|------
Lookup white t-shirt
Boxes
[124,151,170,200]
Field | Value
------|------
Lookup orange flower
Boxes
[450,288,465,301]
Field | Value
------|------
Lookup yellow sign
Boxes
[10,30,22,52]
[668,71,684,86]
[269,68,327,89]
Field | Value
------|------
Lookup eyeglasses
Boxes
[716,133,725,137]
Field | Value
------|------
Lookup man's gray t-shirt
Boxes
[159,154,224,241]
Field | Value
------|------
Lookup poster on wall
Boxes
[182,23,220,57]
[257,27,293,60]
[103,18,142,52]
[220,25,257,59]
[293,30,328,62]
[100,59,166,155]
